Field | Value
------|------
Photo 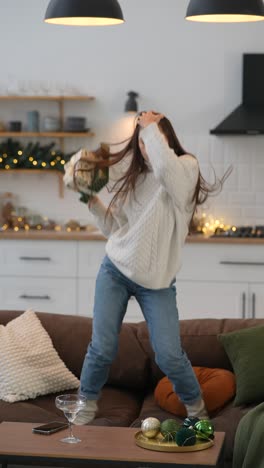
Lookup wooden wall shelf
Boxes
[0,94,96,198]
[0,95,95,101]
[0,131,95,138]
[0,94,96,150]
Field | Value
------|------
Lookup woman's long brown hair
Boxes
[90,114,231,221]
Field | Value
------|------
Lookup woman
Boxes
[71,111,228,425]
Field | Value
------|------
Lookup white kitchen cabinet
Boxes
[1,238,263,321]
[179,243,264,283]
[77,242,100,318]
[77,241,105,278]
[176,281,248,320]
[77,278,96,317]
[126,296,144,322]
[249,283,264,319]
[177,243,264,319]
[0,239,77,315]
[0,240,77,277]
[0,276,77,315]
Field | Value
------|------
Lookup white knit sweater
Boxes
[89,123,199,289]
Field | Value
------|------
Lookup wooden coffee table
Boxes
[0,422,225,468]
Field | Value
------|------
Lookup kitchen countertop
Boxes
[187,235,264,244]
[1,229,264,244]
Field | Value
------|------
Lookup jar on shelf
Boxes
[27,111,40,132]
[0,192,18,228]
[43,116,60,132]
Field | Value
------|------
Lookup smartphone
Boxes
[32,421,68,435]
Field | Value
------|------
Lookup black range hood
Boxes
[210,54,264,135]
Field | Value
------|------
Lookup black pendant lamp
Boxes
[186,0,264,22]
[44,0,125,26]
[125,91,139,113]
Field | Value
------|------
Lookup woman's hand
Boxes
[88,195,98,208]
[137,111,164,129]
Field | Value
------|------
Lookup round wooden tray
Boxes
[134,431,214,453]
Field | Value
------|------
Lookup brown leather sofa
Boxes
[1,310,263,468]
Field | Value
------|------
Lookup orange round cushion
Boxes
[154,367,236,417]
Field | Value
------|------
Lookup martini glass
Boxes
[55,394,86,443]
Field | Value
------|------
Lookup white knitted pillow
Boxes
[0,309,79,403]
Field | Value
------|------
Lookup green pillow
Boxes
[218,325,264,406]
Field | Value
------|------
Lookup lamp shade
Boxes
[44,0,125,26]
[186,0,264,22]
[125,91,139,113]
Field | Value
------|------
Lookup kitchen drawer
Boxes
[0,240,77,277]
[179,244,264,282]
[0,276,77,315]
[78,241,106,278]
[78,278,143,322]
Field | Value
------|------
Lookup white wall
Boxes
[0,0,264,226]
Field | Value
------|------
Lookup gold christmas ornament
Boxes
[141,417,161,439]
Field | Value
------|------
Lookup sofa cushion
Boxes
[0,311,150,392]
[31,386,143,428]
[0,309,79,403]
[39,314,150,391]
[218,324,264,406]
[91,386,143,427]
[136,319,231,387]
[154,367,236,417]
[0,399,65,424]
[136,318,264,388]
[1,385,143,428]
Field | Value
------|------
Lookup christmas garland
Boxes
[0,138,73,172]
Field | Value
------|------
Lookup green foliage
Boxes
[0,138,73,172]
[79,167,109,204]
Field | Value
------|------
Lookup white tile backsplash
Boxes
[255,206,264,220]
[186,134,264,226]
[241,206,257,219]
[256,192,264,204]
[253,166,264,192]
[238,166,253,191]
[229,192,256,205]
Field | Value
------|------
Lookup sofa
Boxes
[1,310,263,468]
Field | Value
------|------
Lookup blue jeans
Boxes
[80,255,201,405]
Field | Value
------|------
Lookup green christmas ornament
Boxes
[160,419,181,442]
[182,417,200,429]
[194,420,215,441]
[175,427,196,447]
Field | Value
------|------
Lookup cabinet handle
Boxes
[19,256,51,261]
[19,294,51,300]
[252,293,256,319]
[220,261,264,266]
[242,292,246,319]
